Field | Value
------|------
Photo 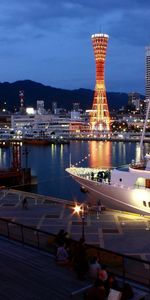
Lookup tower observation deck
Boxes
[90,33,110,132]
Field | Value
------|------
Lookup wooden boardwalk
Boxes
[0,237,89,300]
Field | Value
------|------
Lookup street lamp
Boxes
[74,203,86,241]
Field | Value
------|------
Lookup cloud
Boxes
[0,0,149,92]
[0,0,150,43]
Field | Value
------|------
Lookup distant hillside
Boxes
[0,80,144,111]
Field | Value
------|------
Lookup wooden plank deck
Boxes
[0,237,89,300]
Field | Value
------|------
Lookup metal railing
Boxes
[6,188,75,207]
[0,216,150,291]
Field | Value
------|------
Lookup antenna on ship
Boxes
[69,152,72,167]
[139,98,150,161]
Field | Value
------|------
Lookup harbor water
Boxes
[0,141,149,202]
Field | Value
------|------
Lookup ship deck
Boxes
[1,188,150,262]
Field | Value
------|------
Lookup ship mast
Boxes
[139,99,150,161]
[69,152,72,167]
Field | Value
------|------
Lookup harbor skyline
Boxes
[0,1,150,93]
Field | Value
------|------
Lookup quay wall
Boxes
[0,136,150,146]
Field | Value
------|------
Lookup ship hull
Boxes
[68,171,150,216]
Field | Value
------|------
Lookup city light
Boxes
[74,204,81,215]
[73,203,86,241]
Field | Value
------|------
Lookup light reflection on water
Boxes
[89,141,112,168]
[0,148,11,168]
[0,141,149,201]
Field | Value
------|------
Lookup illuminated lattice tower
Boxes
[90,33,110,131]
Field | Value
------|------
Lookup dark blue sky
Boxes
[0,0,150,94]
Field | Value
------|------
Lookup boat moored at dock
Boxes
[66,156,150,215]
[66,100,150,216]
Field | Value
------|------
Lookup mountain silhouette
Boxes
[0,80,144,111]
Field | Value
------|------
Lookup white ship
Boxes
[66,101,150,216]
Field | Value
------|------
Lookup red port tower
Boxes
[90,33,110,132]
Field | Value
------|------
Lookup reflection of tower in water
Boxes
[88,141,112,168]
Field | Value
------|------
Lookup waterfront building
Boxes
[69,122,90,136]
[128,92,141,111]
[10,113,90,138]
[0,113,12,140]
[9,109,150,140]
[0,113,11,130]
[54,108,67,118]
[11,114,69,137]
[90,33,110,132]
[26,107,35,115]
[37,100,45,115]
[52,102,57,114]
[73,102,80,111]
[11,114,35,136]
[112,113,150,133]
[71,110,81,120]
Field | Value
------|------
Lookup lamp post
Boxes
[74,203,86,241]
[80,203,85,241]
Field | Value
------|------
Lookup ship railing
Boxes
[134,184,150,191]
[130,161,146,170]
[112,182,134,189]
[111,183,150,192]
[0,217,149,295]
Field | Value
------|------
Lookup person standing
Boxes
[97,200,102,219]
[22,197,28,209]
[73,238,88,280]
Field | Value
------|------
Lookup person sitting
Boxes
[89,256,101,280]
[85,278,106,300]
[98,265,108,282]
[104,273,120,296]
[120,283,134,300]
[56,242,69,265]
[73,238,88,280]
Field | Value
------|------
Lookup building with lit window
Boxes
[11,114,90,138]
[37,100,45,115]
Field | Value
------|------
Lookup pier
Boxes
[1,133,150,148]
[1,188,150,258]
[0,137,70,147]
[0,188,150,298]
